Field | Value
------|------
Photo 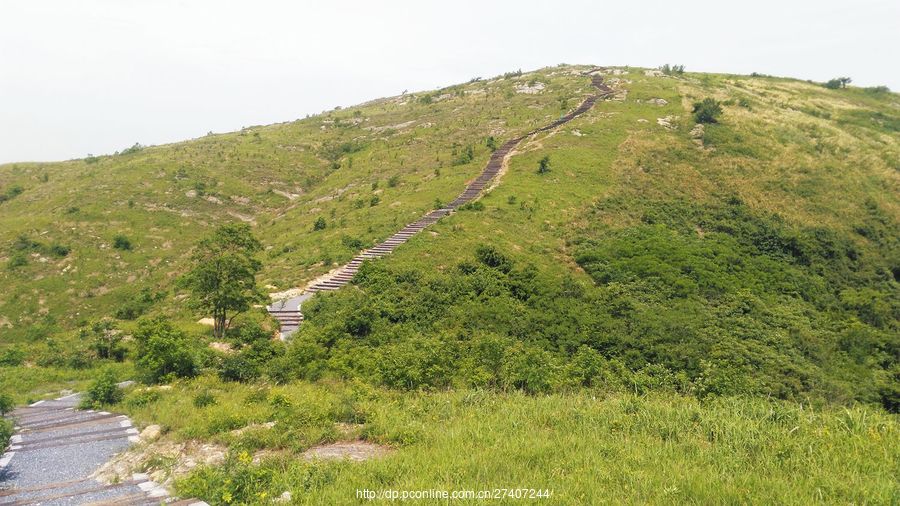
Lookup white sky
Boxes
[1,0,898,163]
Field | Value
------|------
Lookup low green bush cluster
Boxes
[81,368,123,409]
[0,418,11,451]
[134,317,199,383]
[275,198,897,409]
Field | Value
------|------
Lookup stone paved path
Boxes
[0,395,205,506]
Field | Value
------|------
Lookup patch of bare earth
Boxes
[301,441,391,462]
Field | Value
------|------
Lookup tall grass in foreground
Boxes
[116,378,897,504]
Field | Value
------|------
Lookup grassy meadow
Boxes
[114,377,898,505]
[1,65,898,504]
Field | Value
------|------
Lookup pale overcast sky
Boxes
[1,0,897,163]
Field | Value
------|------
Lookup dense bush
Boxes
[134,317,197,383]
[824,77,851,89]
[281,198,897,410]
[115,287,165,320]
[0,185,24,204]
[35,338,93,369]
[0,348,25,367]
[113,234,133,251]
[660,64,685,75]
[81,368,123,408]
[214,323,286,382]
[81,318,127,361]
[0,418,11,452]
[537,155,551,174]
[692,98,723,123]
[0,393,13,415]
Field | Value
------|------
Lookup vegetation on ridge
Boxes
[1,64,897,504]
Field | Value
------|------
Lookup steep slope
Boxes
[1,65,897,407]
[266,73,614,336]
[0,65,597,343]
[1,64,898,506]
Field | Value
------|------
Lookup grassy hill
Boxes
[1,65,898,504]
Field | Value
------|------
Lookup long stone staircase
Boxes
[267,72,613,337]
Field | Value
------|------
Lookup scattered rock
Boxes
[185,190,197,198]
[140,425,162,442]
[272,189,301,200]
[657,116,677,130]
[231,421,276,437]
[230,195,251,205]
[227,210,255,223]
[205,195,222,204]
[515,82,545,94]
[94,438,227,488]
[275,491,293,503]
[644,69,664,77]
[571,129,584,137]
[209,342,234,354]
[197,318,214,327]
[637,118,649,123]
[690,123,705,139]
[647,98,668,106]
[690,123,706,148]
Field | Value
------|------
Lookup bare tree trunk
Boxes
[214,308,226,339]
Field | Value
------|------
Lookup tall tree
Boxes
[180,223,264,338]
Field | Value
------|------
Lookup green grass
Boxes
[0,65,597,340]
[116,377,898,505]
[1,65,898,504]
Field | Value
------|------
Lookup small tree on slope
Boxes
[180,223,265,338]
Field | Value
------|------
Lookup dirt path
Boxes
[268,73,614,337]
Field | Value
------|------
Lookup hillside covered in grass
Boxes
[1,65,898,504]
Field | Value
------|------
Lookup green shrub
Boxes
[475,244,513,273]
[193,390,217,408]
[218,354,260,382]
[115,287,165,320]
[341,235,364,250]
[0,393,13,415]
[113,234,133,251]
[824,77,851,89]
[312,217,327,231]
[81,368,123,408]
[501,343,558,394]
[453,145,475,166]
[48,244,70,257]
[134,317,197,383]
[0,419,11,451]
[7,253,27,269]
[124,389,160,408]
[0,348,26,366]
[35,338,93,369]
[660,64,685,75]
[82,318,127,361]
[692,98,723,124]
[119,143,144,155]
[387,175,401,188]
[537,155,551,174]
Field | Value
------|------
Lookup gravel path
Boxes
[1,394,206,506]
